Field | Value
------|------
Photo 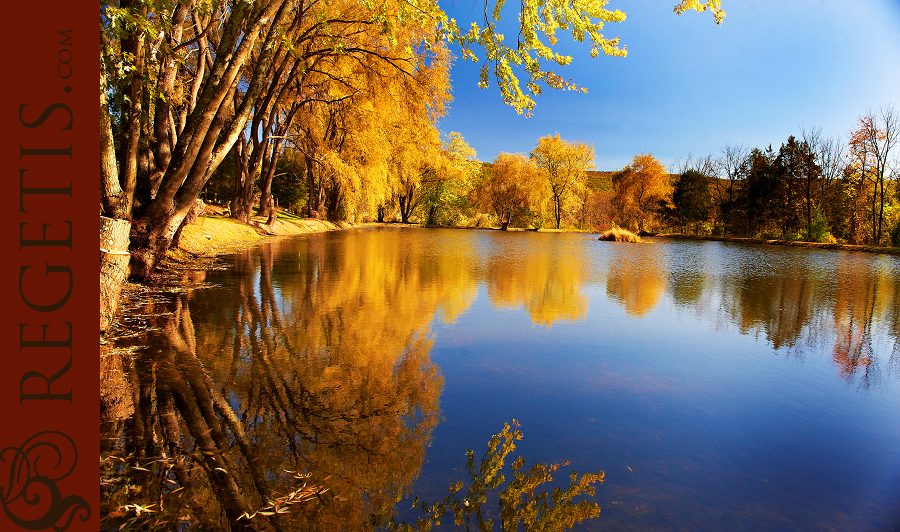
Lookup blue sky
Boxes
[436,0,900,170]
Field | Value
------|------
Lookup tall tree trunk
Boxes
[128,0,289,280]
[554,193,562,229]
[325,183,343,221]
[100,47,134,333]
[231,137,255,223]
[305,156,323,217]
[399,191,412,224]
[100,217,132,331]
[257,141,284,219]
[877,176,885,244]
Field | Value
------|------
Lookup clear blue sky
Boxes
[436,0,900,170]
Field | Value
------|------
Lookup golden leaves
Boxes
[673,0,726,25]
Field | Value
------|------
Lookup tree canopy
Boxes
[611,153,671,232]
[473,153,546,229]
[530,134,595,229]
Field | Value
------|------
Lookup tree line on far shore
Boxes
[208,104,897,247]
[658,105,898,246]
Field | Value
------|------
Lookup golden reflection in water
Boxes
[605,245,667,317]
[101,231,900,528]
[101,239,445,530]
[481,238,588,326]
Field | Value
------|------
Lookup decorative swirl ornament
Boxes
[1,431,90,531]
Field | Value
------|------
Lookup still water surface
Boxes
[102,227,900,531]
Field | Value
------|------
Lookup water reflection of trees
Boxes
[102,233,900,529]
[829,255,899,386]
[664,245,900,385]
[481,235,588,325]
[101,240,444,530]
[606,245,667,318]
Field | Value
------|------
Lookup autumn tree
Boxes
[472,154,546,229]
[611,153,671,232]
[275,11,450,224]
[847,120,880,244]
[394,116,447,224]
[530,134,595,229]
[571,171,615,230]
[444,0,723,115]
[418,132,481,225]
[849,106,899,244]
[226,31,311,224]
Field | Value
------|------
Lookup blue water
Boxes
[117,226,900,531]
[328,228,900,531]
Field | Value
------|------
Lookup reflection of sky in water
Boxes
[109,227,899,531]
[373,230,900,532]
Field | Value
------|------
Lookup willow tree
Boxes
[418,132,480,225]
[530,134,595,229]
[100,0,451,272]
[389,68,451,224]
[288,37,450,223]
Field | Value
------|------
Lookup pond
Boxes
[101,226,900,531]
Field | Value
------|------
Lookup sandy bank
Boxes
[174,215,354,257]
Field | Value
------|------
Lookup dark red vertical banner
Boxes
[1,0,98,531]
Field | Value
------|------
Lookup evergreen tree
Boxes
[737,147,779,236]
[671,169,712,232]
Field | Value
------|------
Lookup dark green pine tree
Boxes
[738,146,779,237]
[672,169,712,233]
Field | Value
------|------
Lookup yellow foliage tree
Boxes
[530,134,595,229]
[611,153,672,232]
[473,154,548,229]
[288,25,452,222]
[417,132,481,225]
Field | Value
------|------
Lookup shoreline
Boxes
[654,233,900,256]
[172,214,900,265]
[174,214,354,257]
[104,215,898,341]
